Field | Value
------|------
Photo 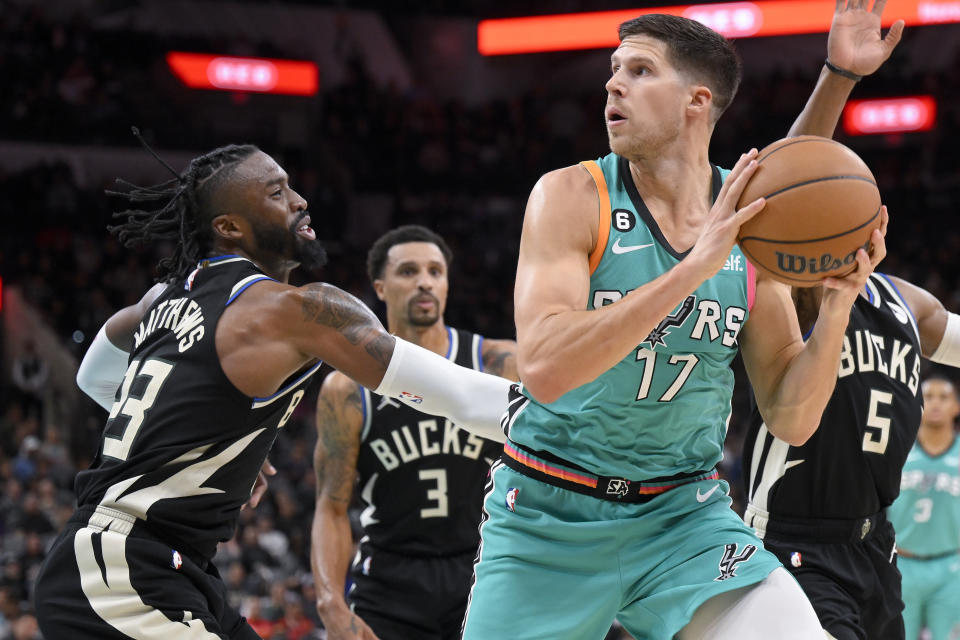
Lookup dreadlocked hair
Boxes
[107,143,260,282]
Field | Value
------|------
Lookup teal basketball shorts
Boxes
[899,553,960,640]
[461,460,782,640]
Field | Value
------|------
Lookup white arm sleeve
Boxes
[930,311,960,367]
[374,337,511,443]
[76,325,130,410]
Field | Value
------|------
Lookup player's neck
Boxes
[216,247,293,283]
[627,144,712,215]
[918,423,956,456]
[390,321,449,357]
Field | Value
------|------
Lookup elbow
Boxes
[764,410,822,447]
[517,361,566,405]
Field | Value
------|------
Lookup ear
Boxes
[687,85,713,119]
[372,279,386,301]
[210,213,246,242]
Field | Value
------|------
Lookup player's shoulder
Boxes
[319,368,363,399]
[535,163,598,201]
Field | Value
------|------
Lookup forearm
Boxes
[375,338,511,442]
[788,65,858,138]
[761,300,851,444]
[520,257,707,402]
[311,501,354,619]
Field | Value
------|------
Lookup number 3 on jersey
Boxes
[103,358,174,461]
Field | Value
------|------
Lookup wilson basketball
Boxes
[736,135,882,287]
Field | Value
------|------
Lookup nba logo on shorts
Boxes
[171,550,183,570]
[505,487,519,512]
[790,552,802,568]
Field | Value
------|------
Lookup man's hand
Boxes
[243,458,277,510]
[319,607,381,640]
[821,206,888,307]
[689,149,766,278]
[828,0,905,77]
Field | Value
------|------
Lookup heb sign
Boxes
[166,52,318,96]
[843,96,936,135]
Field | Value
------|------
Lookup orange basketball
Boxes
[735,135,882,287]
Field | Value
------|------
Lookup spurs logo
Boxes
[642,295,696,348]
[606,478,630,497]
[715,543,757,581]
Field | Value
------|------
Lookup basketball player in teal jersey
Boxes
[889,377,960,640]
[460,2,902,639]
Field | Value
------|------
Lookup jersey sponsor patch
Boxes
[505,487,519,512]
[714,543,757,581]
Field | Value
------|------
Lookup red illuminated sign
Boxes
[166,52,318,96]
[478,0,960,55]
[843,96,936,135]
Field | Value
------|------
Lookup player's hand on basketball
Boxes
[822,205,888,300]
[690,149,766,278]
[321,609,381,640]
[243,458,276,510]
[828,0,905,77]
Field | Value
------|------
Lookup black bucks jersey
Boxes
[744,273,923,528]
[74,255,322,561]
[354,327,502,556]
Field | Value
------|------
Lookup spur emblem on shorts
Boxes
[606,479,630,498]
[505,487,519,512]
[714,543,757,581]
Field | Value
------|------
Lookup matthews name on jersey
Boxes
[506,153,753,480]
[74,255,323,561]
[354,327,502,556]
[745,273,923,529]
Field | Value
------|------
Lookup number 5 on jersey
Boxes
[103,358,174,461]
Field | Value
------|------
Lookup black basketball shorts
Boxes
[348,540,476,640]
[35,506,259,640]
[762,518,903,640]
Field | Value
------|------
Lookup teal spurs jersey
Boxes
[508,153,754,479]
[889,435,960,556]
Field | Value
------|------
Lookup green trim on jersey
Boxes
[889,435,960,556]
[510,153,753,479]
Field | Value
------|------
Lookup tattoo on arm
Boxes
[314,381,363,504]
[301,283,394,366]
[483,342,518,379]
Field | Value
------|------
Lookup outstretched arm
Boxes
[789,0,904,137]
[310,372,380,640]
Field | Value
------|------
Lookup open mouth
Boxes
[296,215,315,240]
[606,108,627,125]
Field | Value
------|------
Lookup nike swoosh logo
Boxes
[611,238,654,254]
[695,484,720,502]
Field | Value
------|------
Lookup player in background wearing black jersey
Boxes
[742,17,960,635]
[310,225,517,640]
[33,145,512,640]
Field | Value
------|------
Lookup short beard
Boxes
[406,295,440,327]
[250,213,328,275]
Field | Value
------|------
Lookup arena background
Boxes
[1,0,959,638]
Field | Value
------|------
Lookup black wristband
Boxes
[825,59,863,82]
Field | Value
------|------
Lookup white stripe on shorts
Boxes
[74,509,220,639]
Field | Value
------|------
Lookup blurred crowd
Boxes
[3,2,960,639]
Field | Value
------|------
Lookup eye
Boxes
[271,189,282,198]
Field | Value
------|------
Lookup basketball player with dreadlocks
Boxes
[33,142,513,640]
